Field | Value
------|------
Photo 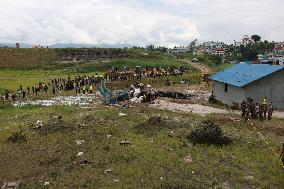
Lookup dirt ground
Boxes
[150,98,284,119]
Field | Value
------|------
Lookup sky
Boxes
[0,0,284,47]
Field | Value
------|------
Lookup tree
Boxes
[251,35,261,43]
[189,39,198,51]
[146,45,155,51]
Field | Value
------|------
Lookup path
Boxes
[180,59,212,74]
[150,99,284,119]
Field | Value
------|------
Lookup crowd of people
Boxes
[241,97,273,121]
[1,74,105,103]
[105,66,194,81]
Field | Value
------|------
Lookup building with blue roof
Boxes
[209,63,284,109]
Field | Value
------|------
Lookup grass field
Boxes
[0,49,283,188]
[0,52,198,94]
[0,105,283,188]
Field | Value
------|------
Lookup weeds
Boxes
[189,120,230,145]
[7,130,27,143]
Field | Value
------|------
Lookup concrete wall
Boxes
[212,81,245,105]
[245,69,284,109]
[212,69,284,109]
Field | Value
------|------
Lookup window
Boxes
[225,83,228,92]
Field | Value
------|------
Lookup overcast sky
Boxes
[0,0,283,47]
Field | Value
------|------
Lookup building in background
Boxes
[168,47,190,55]
[274,42,284,54]
[16,43,20,48]
[210,63,284,109]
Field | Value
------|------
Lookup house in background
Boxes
[274,42,284,54]
[209,63,284,109]
[257,53,284,65]
[168,47,190,55]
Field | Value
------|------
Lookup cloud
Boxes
[0,0,283,47]
[0,0,199,47]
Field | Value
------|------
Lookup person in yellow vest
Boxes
[83,85,86,95]
[262,97,268,119]
[89,85,93,94]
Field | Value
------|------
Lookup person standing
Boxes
[89,85,93,94]
[241,100,246,118]
[22,90,26,99]
[52,85,56,94]
[32,85,35,95]
[280,143,284,167]
[263,97,268,119]
[268,102,273,120]
[83,85,86,95]
[27,86,30,95]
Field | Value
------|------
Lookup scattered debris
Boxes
[75,140,85,145]
[168,130,174,137]
[183,154,194,163]
[243,175,254,181]
[13,95,98,107]
[44,181,50,186]
[1,181,20,189]
[107,134,112,138]
[160,177,164,181]
[120,140,131,146]
[118,113,127,117]
[103,168,112,174]
[78,159,93,165]
[35,120,43,129]
[113,179,119,182]
[230,118,241,122]
[76,152,84,157]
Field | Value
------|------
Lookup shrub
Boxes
[7,130,27,143]
[189,120,230,145]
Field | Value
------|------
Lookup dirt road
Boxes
[180,59,212,74]
[151,99,284,119]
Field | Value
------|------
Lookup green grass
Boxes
[0,49,283,188]
[0,105,283,188]
[0,53,196,93]
[0,48,58,69]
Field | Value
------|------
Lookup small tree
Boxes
[251,35,261,43]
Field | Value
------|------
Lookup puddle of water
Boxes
[13,95,98,107]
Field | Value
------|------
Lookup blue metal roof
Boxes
[209,63,284,87]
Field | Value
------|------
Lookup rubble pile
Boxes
[186,90,211,104]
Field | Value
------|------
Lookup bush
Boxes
[188,120,230,145]
[7,130,27,143]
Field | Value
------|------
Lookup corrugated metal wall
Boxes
[213,69,284,109]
